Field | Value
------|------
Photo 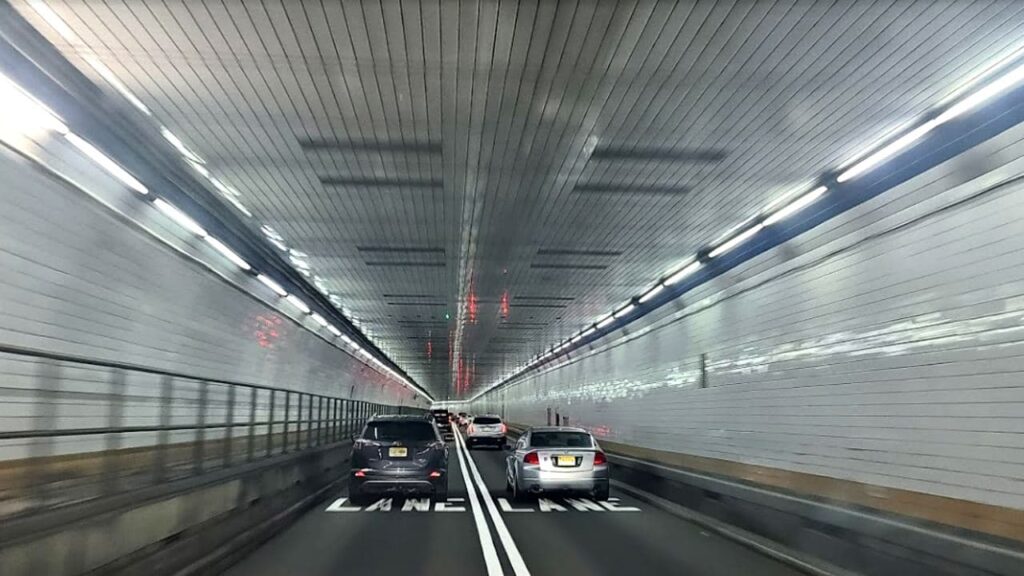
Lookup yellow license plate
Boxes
[388,447,408,458]
[556,455,577,467]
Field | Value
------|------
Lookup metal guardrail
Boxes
[0,345,420,519]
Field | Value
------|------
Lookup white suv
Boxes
[466,415,507,449]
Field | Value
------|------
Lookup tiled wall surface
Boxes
[0,143,419,459]
[474,120,1024,511]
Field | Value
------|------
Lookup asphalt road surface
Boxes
[225,431,802,575]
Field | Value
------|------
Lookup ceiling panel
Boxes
[16,0,1024,399]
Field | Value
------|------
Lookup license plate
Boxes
[388,447,408,458]
[556,455,577,467]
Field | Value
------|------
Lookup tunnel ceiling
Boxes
[16,0,1024,400]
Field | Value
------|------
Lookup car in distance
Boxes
[505,427,609,501]
[430,408,455,441]
[466,415,507,449]
[457,412,469,427]
[349,415,448,504]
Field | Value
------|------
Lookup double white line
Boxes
[454,430,531,576]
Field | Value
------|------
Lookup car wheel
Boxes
[505,473,513,494]
[593,484,610,501]
[510,472,525,503]
[348,486,366,506]
[433,484,448,502]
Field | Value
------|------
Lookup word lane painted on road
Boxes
[497,497,641,513]
[325,497,466,512]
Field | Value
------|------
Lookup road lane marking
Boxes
[325,497,361,512]
[454,428,504,576]
[457,430,531,576]
[497,498,533,512]
[402,498,431,511]
[434,497,466,512]
[537,498,567,512]
[600,498,640,512]
[565,498,605,512]
[365,498,393,511]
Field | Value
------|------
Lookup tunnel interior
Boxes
[1,1,1023,575]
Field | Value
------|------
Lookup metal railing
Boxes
[0,345,419,519]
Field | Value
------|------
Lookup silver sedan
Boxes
[505,427,610,501]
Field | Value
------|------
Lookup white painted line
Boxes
[457,430,531,576]
[325,497,361,512]
[498,498,533,512]
[454,427,504,575]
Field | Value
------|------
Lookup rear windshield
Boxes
[530,431,592,448]
[473,416,501,425]
[363,421,437,442]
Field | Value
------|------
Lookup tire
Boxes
[593,483,610,501]
[433,484,448,502]
[348,485,367,506]
[510,472,525,503]
[505,473,514,494]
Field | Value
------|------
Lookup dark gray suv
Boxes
[349,415,449,504]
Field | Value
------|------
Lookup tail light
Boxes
[429,470,442,478]
[523,451,540,465]
[468,425,476,434]
[593,451,607,466]
[500,423,508,434]
[354,469,367,478]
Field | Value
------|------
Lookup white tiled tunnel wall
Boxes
[474,121,1024,511]
[0,145,418,460]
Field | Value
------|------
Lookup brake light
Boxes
[593,451,607,466]
[354,469,367,478]
[429,471,442,478]
[523,451,540,465]
[500,423,508,434]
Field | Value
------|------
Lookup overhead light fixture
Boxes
[224,195,253,217]
[709,224,764,258]
[664,260,703,285]
[310,313,329,328]
[83,56,151,116]
[289,255,311,269]
[613,302,636,319]
[205,236,251,271]
[638,284,664,304]
[256,274,287,297]
[285,294,311,314]
[267,237,288,251]
[187,159,210,177]
[763,186,827,225]
[153,198,207,237]
[936,60,1024,124]
[65,133,148,194]
[340,335,355,346]
[326,324,342,337]
[0,72,68,139]
[160,127,204,164]
[29,1,77,42]
[836,119,942,183]
[209,177,240,198]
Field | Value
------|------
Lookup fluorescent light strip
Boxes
[763,186,827,226]
[29,1,77,41]
[327,324,342,337]
[664,260,703,285]
[153,198,207,237]
[638,284,664,303]
[209,177,240,198]
[580,327,597,339]
[937,60,1024,124]
[614,302,636,319]
[310,313,329,328]
[65,133,148,194]
[268,237,288,251]
[160,127,204,164]
[224,195,253,217]
[708,224,764,258]
[596,314,615,329]
[187,159,210,177]
[285,294,310,314]
[83,56,151,116]
[256,274,287,297]
[205,236,251,271]
[837,119,941,183]
[0,73,68,135]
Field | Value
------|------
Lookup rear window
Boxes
[364,421,437,442]
[473,416,501,425]
[530,431,593,448]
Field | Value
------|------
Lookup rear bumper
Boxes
[519,467,609,493]
[352,470,446,495]
[467,434,506,445]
